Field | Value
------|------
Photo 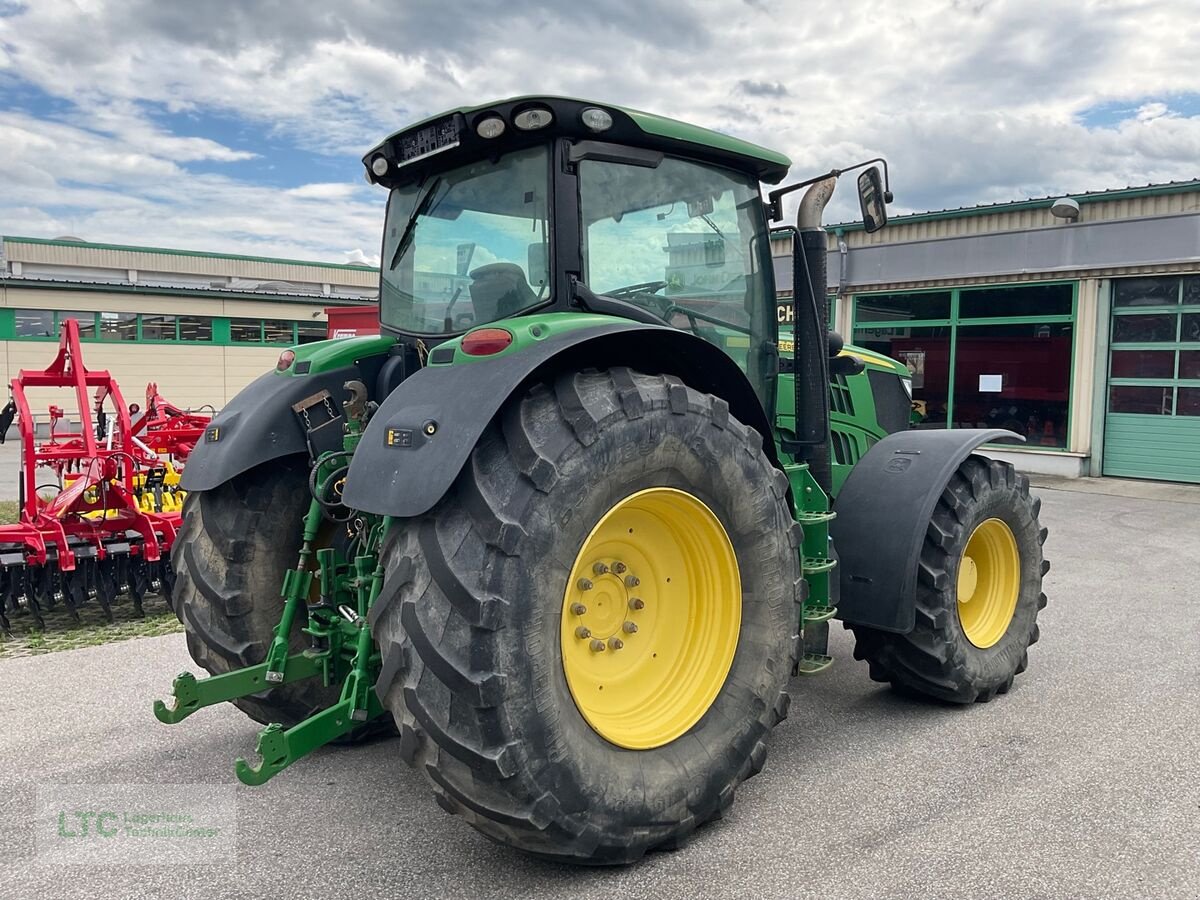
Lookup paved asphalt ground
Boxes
[1,478,1197,899]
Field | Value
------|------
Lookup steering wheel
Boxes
[604,280,668,298]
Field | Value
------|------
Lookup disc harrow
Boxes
[0,319,208,634]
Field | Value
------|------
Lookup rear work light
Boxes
[460,328,513,356]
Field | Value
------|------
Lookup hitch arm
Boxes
[152,652,324,724]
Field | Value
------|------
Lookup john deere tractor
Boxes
[156,97,1048,864]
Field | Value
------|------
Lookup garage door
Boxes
[1103,275,1200,483]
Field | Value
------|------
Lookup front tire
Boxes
[848,456,1049,703]
[371,368,802,863]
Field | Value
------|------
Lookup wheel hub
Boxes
[956,517,1020,649]
[559,487,741,750]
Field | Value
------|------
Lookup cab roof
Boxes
[364,95,792,186]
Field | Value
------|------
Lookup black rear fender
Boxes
[341,323,778,518]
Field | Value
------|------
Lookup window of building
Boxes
[141,314,177,341]
[297,321,327,343]
[230,318,263,342]
[853,281,1076,448]
[958,284,1073,319]
[15,309,54,337]
[178,316,213,341]
[853,291,950,322]
[1107,274,1200,422]
[99,311,138,341]
[952,322,1072,447]
[263,320,296,344]
[57,311,96,337]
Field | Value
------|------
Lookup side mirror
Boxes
[527,242,549,291]
[857,167,888,233]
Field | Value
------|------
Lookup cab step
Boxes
[802,605,836,624]
[803,557,837,574]
[796,652,833,675]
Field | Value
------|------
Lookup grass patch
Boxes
[1,594,181,659]
[0,500,18,525]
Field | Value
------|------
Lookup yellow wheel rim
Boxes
[560,487,741,750]
[957,518,1020,649]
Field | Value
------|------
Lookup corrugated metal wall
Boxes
[839,191,1200,248]
[4,239,378,289]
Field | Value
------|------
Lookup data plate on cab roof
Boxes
[398,118,461,166]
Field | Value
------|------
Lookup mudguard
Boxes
[181,366,358,492]
[342,323,777,518]
[831,428,1024,633]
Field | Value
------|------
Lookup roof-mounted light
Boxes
[513,107,553,131]
[369,155,389,177]
[476,116,506,139]
[581,107,613,132]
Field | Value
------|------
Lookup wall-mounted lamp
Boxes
[1050,197,1081,221]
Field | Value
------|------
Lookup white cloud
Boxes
[0,0,1199,255]
[285,183,360,200]
[1136,101,1171,122]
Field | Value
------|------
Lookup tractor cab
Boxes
[366,97,803,402]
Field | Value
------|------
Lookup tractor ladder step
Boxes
[802,605,836,624]
[803,557,837,574]
[796,652,833,675]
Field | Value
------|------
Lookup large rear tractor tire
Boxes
[172,457,383,734]
[371,368,803,863]
[848,456,1049,703]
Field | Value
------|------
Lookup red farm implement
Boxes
[0,319,211,632]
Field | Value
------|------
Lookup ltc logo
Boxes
[57,810,120,837]
[205,426,221,443]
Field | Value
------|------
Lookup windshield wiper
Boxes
[388,176,444,271]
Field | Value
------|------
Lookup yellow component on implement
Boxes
[956,517,1020,648]
[559,487,741,750]
[66,462,188,518]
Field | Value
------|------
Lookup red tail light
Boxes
[276,349,296,371]
[461,328,513,356]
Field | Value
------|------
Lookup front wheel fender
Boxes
[831,428,1024,633]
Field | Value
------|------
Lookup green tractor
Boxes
[156,97,1048,864]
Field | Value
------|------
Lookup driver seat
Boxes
[469,263,537,323]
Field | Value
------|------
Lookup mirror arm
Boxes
[766,157,892,222]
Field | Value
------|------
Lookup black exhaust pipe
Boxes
[789,178,835,496]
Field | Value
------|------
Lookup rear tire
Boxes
[848,456,1048,703]
[371,368,802,863]
[172,457,385,734]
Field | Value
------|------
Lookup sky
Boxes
[1,0,1198,266]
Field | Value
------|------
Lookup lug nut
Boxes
[625,575,640,588]
[608,637,624,650]
[612,561,627,574]
[623,621,638,634]
[575,626,592,639]
[590,639,606,652]
[571,602,587,615]
[577,578,593,591]
[628,597,645,610]
[593,561,609,575]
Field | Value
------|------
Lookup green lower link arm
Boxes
[152,651,325,724]
[233,517,393,786]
